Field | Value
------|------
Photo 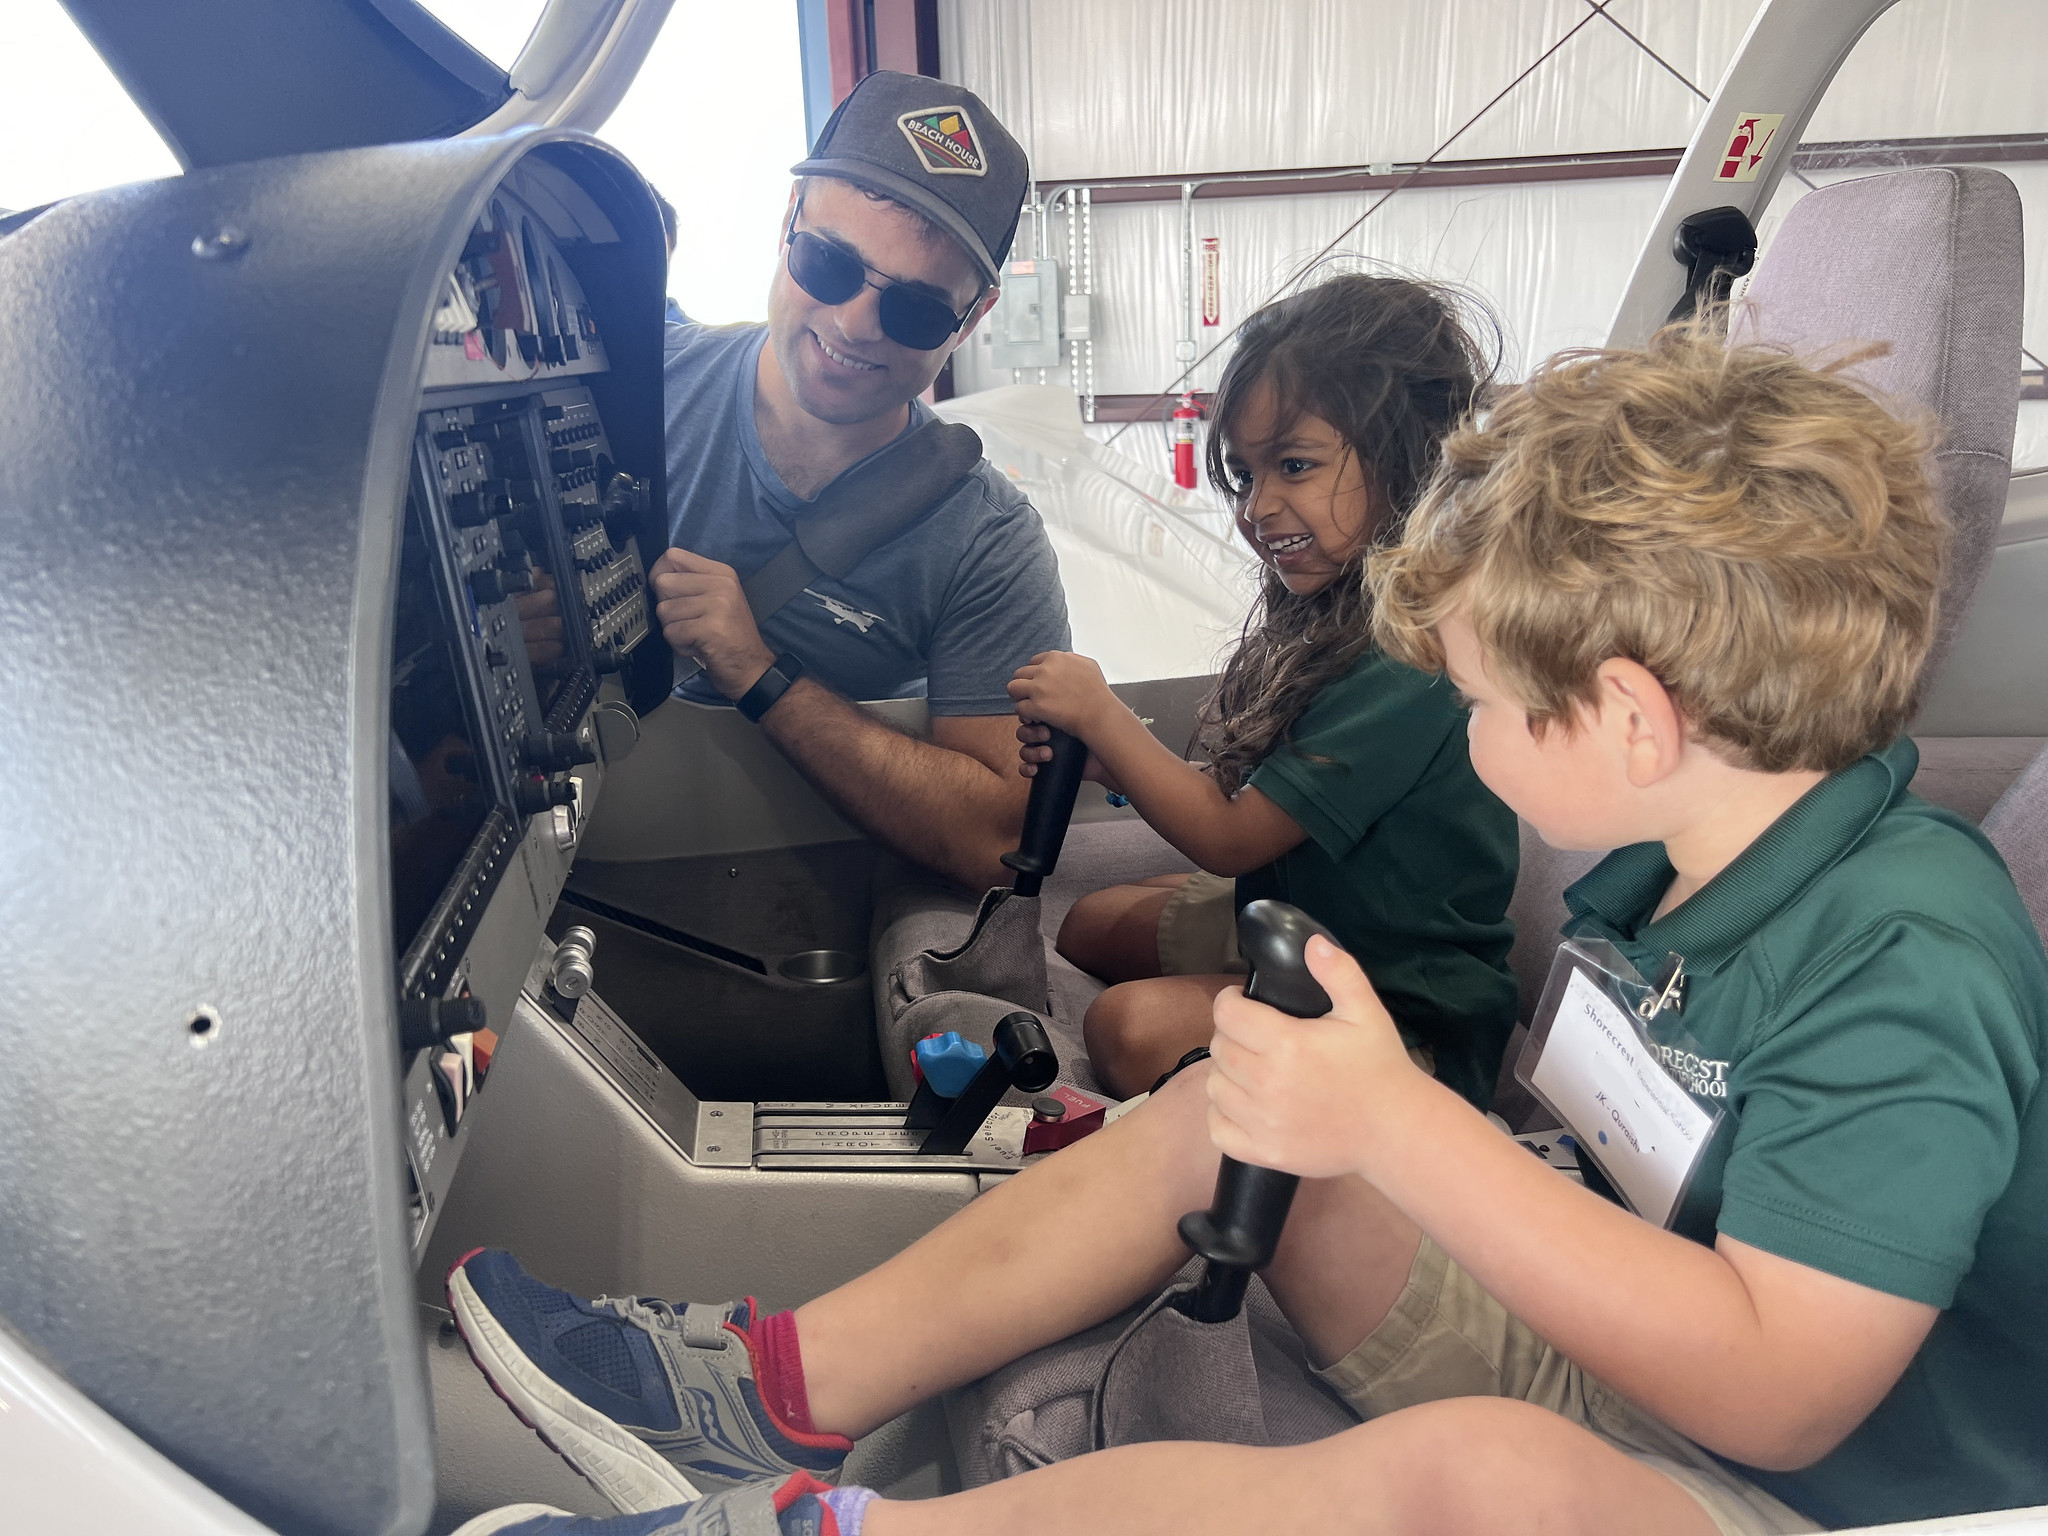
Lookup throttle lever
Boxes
[918,1011,1059,1156]
[1001,727,1088,897]
[1175,899,1338,1323]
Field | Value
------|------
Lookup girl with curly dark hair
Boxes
[1011,270,1520,1103]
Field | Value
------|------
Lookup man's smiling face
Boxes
[765,177,988,427]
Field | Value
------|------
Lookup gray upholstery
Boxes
[1729,166,2025,692]
[869,821,1196,1097]
[1911,736,2048,827]
[946,1266,1357,1484]
[1982,740,2048,946]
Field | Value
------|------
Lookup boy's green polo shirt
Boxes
[1561,737,2048,1528]
[1236,648,1519,1109]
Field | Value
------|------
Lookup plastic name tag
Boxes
[1515,939,1723,1229]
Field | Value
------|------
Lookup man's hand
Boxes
[514,569,566,669]
[1206,935,1423,1179]
[1015,719,1121,791]
[651,547,776,700]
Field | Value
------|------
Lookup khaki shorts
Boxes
[1318,1236,1822,1536]
[1155,876,1439,1075]
[1155,871,1248,976]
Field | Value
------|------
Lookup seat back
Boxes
[1728,166,2025,691]
[1982,740,2048,947]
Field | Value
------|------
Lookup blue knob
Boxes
[915,1031,987,1099]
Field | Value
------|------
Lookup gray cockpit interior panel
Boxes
[0,128,662,1536]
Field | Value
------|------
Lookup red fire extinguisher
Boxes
[1172,394,1201,489]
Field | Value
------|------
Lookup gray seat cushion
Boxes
[945,1265,1357,1485]
[1729,166,2025,692]
[869,818,1195,1097]
[1981,739,2048,946]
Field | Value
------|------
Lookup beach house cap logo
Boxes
[897,106,987,177]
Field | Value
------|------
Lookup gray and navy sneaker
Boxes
[448,1248,849,1514]
[450,1472,851,1536]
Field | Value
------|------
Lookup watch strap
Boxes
[736,652,805,723]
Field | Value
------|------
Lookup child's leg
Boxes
[798,1061,1423,1439]
[1083,974,1241,1098]
[863,1401,1724,1536]
[1054,873,1191,982]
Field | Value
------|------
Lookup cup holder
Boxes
[777,949,865,985]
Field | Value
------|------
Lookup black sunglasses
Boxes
[784,224,979,352]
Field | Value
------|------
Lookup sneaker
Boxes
[451,1472,848,1536]
[447,1249,848,1513]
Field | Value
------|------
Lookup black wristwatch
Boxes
[735,651,805,723]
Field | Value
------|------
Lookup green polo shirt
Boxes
[1236,648,1518,1109]
[1560,737,2048,1528]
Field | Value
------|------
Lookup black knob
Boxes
[449,489,511,528]
[525,731,595,773]
[542,404,566,421]
[483,646,509,669]
[471,566,536,604]
[1174,900,1339,1323]
[514,774,577,817]
[398,994,487,1053]
[1001,727,1088,897]
[432,427,468,452]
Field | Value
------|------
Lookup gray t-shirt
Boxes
[662,321,1069,713]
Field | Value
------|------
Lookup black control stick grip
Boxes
[919,1011,1059,1156]
[1001,727,1088,897]
[1176,900,1339,1322]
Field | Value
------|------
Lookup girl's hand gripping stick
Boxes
[1002,727,1088,897]
[1175,899,1339,1323]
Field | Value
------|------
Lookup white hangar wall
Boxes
[936,0,2047,470]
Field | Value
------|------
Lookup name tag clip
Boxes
[1636,953,1686,1021]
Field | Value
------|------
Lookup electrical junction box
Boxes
[1063,290,1093,341]
[985,256,1062,369]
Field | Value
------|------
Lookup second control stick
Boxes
[1001,726,1088,898]
[1175,899,1339,1323]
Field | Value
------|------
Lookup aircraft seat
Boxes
[1728,164,2025,693]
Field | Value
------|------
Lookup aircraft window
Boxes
[412,0,547,71]
[1757,0,2047,469]
[941,2,1767,449]
[0,1,177,213]
[596,0,810,322]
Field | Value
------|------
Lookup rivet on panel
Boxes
[190,226,250,261]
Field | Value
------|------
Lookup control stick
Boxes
[1001,727,1088,897]
[918,1011,1059,1156]
[1175,900,1338,1323]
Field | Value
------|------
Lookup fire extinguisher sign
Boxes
[1200,237,1221,327]
[1714,113,1783,182]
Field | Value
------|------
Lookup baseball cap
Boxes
[791,71,1028,290]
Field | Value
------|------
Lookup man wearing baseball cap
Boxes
[652,71,1067,890]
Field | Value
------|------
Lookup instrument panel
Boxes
[389,188,659,1255]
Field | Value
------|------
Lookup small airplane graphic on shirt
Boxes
[807,588,885,633]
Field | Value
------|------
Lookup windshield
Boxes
[413,0,546,70]
[0,0,177,212]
